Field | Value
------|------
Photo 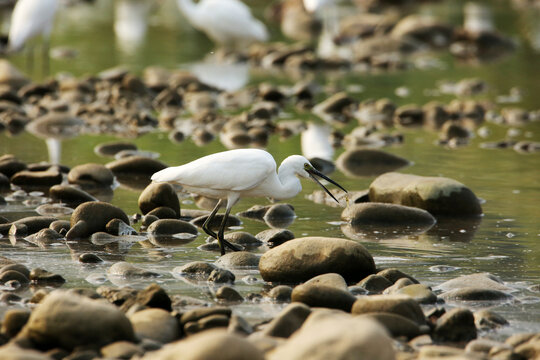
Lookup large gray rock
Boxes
[66,202,129,239]
[49,185,98,206]
[259,237,376,283]
[18,290,135,350]
[138,182,180,217]
[267,310,395,360]
[337,148,410,177]
[142,329,264,360]
[369,172,482,216]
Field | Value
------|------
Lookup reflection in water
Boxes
[301,122,334,161]
[341,222,435,242]
[114,0,152,55]
[423,216,482,243]
[464,2,494,35]
[45,138,61,165]
[190,61,249,92]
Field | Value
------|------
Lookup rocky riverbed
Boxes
[0,0,539,359]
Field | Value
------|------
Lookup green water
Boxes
[0,0,539,331]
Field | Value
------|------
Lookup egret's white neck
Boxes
[176,0,199,25]
[275,160,303,200]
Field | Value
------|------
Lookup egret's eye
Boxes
[304,163,310,170]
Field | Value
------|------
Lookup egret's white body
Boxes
[8,0,59,51]
[176,0,268,48]
[151,149,346,254]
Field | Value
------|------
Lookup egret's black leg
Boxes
[202,199,222,240]
[216,204,241,255]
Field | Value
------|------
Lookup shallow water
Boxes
[0,0,539,334]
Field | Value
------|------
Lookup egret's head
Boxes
[284,155,347,203]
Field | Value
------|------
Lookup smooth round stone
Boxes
[25,228,64,246]
[173,261,217,278]
[67,163,114,187]
[106,156,167,175]
[19,290,135,351]
[395,284,438,304]
[341,203,436,227]
[304,273,348,290]
[255,228,295,247]
[1,308,31,338]
[140,329,264,360]
[0,155,27,178]
[264,203,296,220]
[261,302,312,338]
[10,169,63,187]
[357,274,393,293]
[207,268,235,284]
[147,206,177,219]
[356,312,423,339]
[79,253,103,264]
[337,148,410,177]
[474,309,509,330]
[0,270,29,285]
[146,219,197,236]
[49,185,98,206]
[129,308,180,344]
[138,182,180,217]
[435,273,511,292]
[29,268,65,285]
[267,311,395,360]
[106,218,137,236]
[0,263,30,279]
[267,285,293,302]
[291,283,357,312]
[351,294,426,325]
[108,262,159,279]
[94,141,138,157]
[383,278,416,294]
[215,286,244,303]
[179,307,232,327]
[215,252,260,269]
[378,268,419,285]
[433,308,477,343]
[0,216,58,237]
[101,341,144,359]
[439,288,514,302]
[67,202,129,239]
[259,237,376,284]
[369,172,482,216]
[224,231,262,248]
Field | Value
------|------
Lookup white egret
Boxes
[8,0,59,73]
[175,0,269,49]
[151,149,347,255]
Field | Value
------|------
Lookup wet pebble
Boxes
[255,228,295,247]
[267,285,293,303]
[67,163,114,187]
[49,184,98,207]
[138,182,180,217]
[337,148,410,177]
[215,286,244,303]
[107,262,159,279]
[433,307,477,343]
[352,294,426,325]
[207,268,235,284]
[260,302,311,338]
[129,308,180,344]
[66,201,129,240]
[215,251,260,269]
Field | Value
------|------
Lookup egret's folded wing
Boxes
[151,149,276,192]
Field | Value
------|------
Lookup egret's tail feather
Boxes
[151,167,180,182]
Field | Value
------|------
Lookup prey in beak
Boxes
[305,164,347,203]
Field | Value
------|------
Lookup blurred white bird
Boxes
[176,0,268,49]
[151,149,347,255]
[8,0,59,73]
[114,0,152,55]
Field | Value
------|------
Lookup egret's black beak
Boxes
[306,167,347,204]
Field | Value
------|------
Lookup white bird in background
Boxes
[303,0,346,59]
[114,0,152,55]
[151,149,347,255]
[8,0,59,73]
[175,0,269,49]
